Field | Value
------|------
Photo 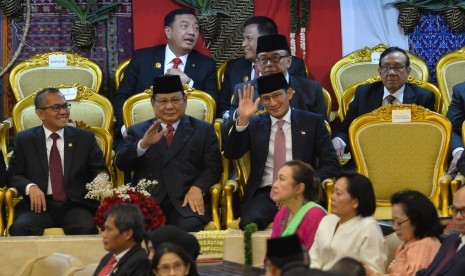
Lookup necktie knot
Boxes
[50,133,60,141]
[277,120,285,129]
[172,57,182,69]
[386,95,396,105]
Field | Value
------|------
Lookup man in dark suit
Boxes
[416,187,465,276]
[115,75,222,232]
[446,81,465,174]
[8,88,108,236]
[332,47,435,158]
[224,73,339,230]
[113,9,218,148]
[94,204,150,276]
[218,16,307,116]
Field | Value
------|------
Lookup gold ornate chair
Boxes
[9,52,102,101]
[341,76,442,117]
[322,87,332,120]
[115,58,131,91]
[5,126,114,236]
[12,84,114,134]
[217,61,228,91]
[330,44,429,121]
[436,46,465,114]
[344,104,451,220]
[120,84,222,230]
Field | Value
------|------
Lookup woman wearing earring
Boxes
[385,190,442,276]
[270,160,327,251]
[310,172,387,274]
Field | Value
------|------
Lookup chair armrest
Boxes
[322,178,334,213]
[0,187,5,236]
[5,187,19,236]
[224,179,239,228]
[452,173,465,198]
[439,174,452,216]
[209,183,222,230]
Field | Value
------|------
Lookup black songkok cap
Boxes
[256,34,291,55]
[153,75,184,95]
[267,235,303,269]
[257,72,289,95]
[148,225,200,260]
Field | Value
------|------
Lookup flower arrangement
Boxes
[85,173,166,231]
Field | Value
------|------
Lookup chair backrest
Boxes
[9,52,102,101]
[217,61,228,91]
[122,84,216,128]
[349,104,450,218]
[330,44,429,120]
[15,253,83,276]
[0,121,10,167]
[342,76,442,117]
[64,263,98,276]
[115,58,131,91]
[12,84,114,133]
[436,46,465,113]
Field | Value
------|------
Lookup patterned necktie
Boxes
[166,124,175,146]
[273,120,286,182]
[386,95,396,105]
[430,236,461,275]
[253,63,260,79]
[172,57,182,69]
[49,133,67,201]
[97,255,117,276]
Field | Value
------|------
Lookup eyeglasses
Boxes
[379,65,407,73]
[154,97,184,107]
[451,206,465,216]
[257,54,289,66]
[38,103,71,112]
[156,262,186,275]
[392,218,410,228]
[261,92,284,105]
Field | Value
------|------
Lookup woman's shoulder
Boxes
[410,237,441,249]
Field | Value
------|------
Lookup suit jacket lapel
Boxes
[34,127,49,174]
[63,127,75,183]
[402,84,415,104]
[240,59,253,83]
[439,234,465,275]
[153,46,165,76]
[256,115,271,172]
[184,52,197,82]
[163,116,193,166]
[368,85,385,111]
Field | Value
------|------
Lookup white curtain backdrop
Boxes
[340,0,408,55]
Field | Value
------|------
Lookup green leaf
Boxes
[55,0,86,21]
[91,2,122,18]
[87,14,109,24]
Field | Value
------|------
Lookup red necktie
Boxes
[49,133,67,201]
[253,63,260,79]
[386,95,396,104]
[172,57,182,69]
[166,124,175,146]
[273,120,286,182]
[97,255,117,276]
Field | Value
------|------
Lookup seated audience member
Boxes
[224,72,339,230]
[8,88,108,236]
[270,160,326,250]
[330,257,366,276]
[113,8,218,149]
[228,34,328,121]
[332,46,435,159]
[115,75,222,232]
[218,16,307,117]
[145,225,200,262]
[266,235,306,276]
[385,190,442,276]
[310,172,387,274]
[417,187,465,276]
[94,204,150,276]
[151,243,199,276]
[446,81,465,173]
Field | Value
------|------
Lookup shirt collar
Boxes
[161,120,181,130]
[165,45,188,67]
[270,108,292,126]
[43,126,64,139]
[114,247,131,262]
[383,84,405,101]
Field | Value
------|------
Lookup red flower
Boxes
[94,190,166,231]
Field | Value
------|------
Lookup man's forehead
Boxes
[174,14,198,24]
[155,92,183,98]
[258,50,286,57]
[260,89,285,97]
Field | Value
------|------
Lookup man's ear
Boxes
[123,228,134,241]
[165,26,171,39]
[286,88,294,100]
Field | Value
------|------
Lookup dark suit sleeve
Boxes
[224,122,251,160]
[313,117,340,180]
[312,82,329,121]
[114,125,145,172]
[113,54,143,132]
[333,87,364,147]
[446,83,465,154]
[289,56,307,78]
[8,132,36,194]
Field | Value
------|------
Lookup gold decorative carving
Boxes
[348,44,388,62]
[30,84,96,100]
[370,104,430,120]
[25,52,91,67]
[69,119,91,129]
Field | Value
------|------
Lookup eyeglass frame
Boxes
[391,218,410,228]
[379,65,407,73]
[257,54,290,66]
[260,90,287,105]
[451,205,465,216]
[156,261,187,275]
[37,103,71,112]
[153,96,185,107]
